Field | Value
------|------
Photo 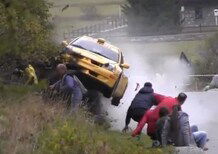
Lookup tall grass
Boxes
[36,110,173,154]
[0,85,173,154]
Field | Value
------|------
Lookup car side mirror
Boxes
[121,63,130,69]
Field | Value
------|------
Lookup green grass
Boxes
[0,80,47,100]
[0,84,173,154]
[48,0,125,6]
[37,112,173,154]
[49,0,125,38]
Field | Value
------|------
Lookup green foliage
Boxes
[0,85,174,154]
[0,0,57,60]
[122,0,181,35]
[37,113,173,154]
[194,33,218,74]
[0,80,47,100]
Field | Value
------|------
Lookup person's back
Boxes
[51,64,83,112]
[60,73,83,102]
[123,82,156,132]
[161,106,194,147]
[152,97,179,122]
[130,84,155,110]
[156,107,170,143]
[132,93,187,137]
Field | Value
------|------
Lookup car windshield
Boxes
[71,38,119,62]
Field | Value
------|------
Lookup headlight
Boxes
[103,63,116,72]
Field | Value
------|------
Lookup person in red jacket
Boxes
[132,93,187,139]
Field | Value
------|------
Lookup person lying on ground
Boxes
[131,93,187,137]
[161,105,208,151]
[50,64,83,112]
[122,82,165,132]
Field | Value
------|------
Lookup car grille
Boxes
[91,59,103,67]
[89,70,98,77]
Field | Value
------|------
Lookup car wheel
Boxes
[103,88,112,98]
[103,91,111,98]
[111,97,121,106]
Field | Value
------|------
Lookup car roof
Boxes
[74,36,120,54]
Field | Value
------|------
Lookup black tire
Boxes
[111,97,121,106]
[103,88,112,98]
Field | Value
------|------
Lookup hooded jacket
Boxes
[130,86,155,110]
[161,111,196,147]
[132,96,179,137]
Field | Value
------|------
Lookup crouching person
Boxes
[50,64,83,113]
[156,107,170,145]
[161,105,208,151]
[123,82,156,132]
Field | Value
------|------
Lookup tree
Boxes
[122,0,181,35]
[0,0,57,60]
[195,33,218,75]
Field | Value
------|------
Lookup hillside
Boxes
[0,84,173,154]
[48,0,125,40]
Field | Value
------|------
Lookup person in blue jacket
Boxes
[50,64,83,112]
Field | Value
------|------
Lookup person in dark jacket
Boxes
[122,82,156,132]
[132,93,187,137]
[50,64,83,112]
[156,107,170,144]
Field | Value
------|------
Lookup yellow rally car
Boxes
[62,36,129,106]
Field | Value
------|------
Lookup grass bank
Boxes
[0,84,173,154]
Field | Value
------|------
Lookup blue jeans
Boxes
[191,125,207,148]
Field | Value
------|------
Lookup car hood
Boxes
[73,46,117,65]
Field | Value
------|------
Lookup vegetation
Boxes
[0,85,173,154]
[194,33,218,75]
[0,0,57,60]
[122,0,181,35]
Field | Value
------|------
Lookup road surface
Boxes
[102,40,217,154]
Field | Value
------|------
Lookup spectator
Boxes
[132,93,187,137]
[50,64,83,112]
[156,107,170,144]
[161,105,208,151]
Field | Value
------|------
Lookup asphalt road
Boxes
[102,40,217,154]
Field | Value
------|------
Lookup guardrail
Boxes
[63,16,128,39]
[182,25,218,33]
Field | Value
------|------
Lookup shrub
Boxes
[0,0,58,60]
[122,0,181,35]
[194,33,218,75]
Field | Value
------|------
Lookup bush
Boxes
[0,85,173,154]
[194,33,218,75]
[37,112,173,154]
[122,0,181,35]
[0,0,58,60]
